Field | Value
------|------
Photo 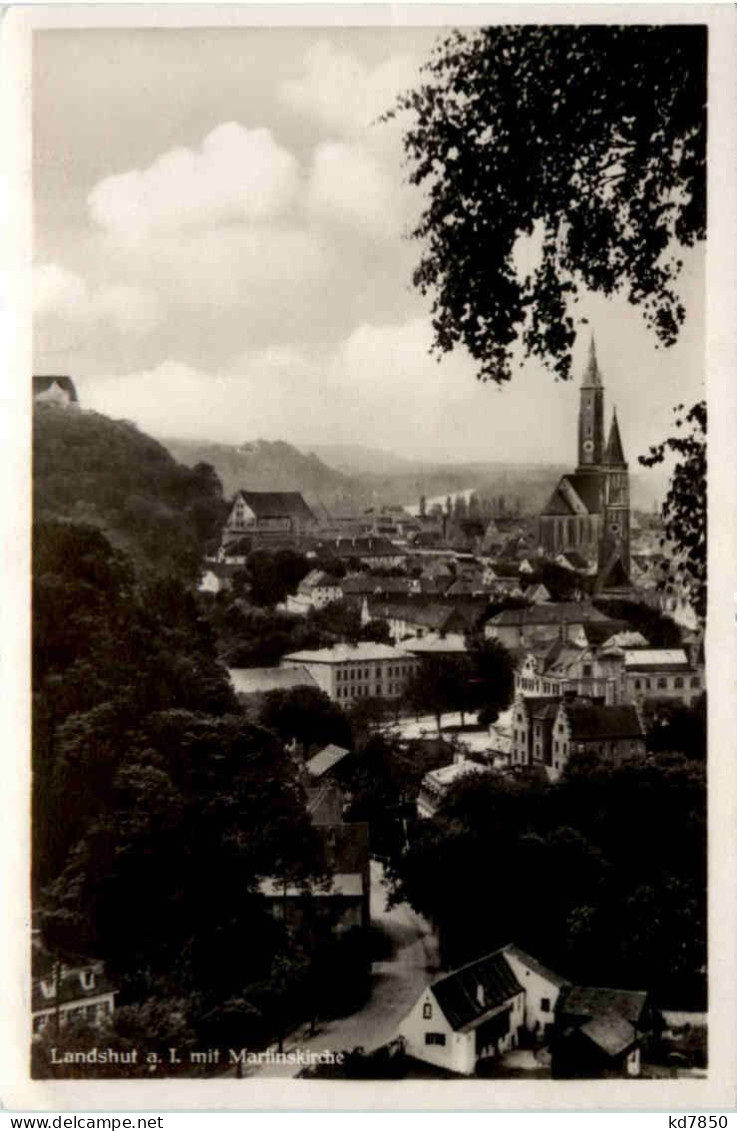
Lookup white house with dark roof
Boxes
[397,944,567,1076]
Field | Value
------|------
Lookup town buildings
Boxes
[281,642,420,704]
[510,695,646,780]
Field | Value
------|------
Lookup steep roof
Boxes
[604,409,627,466]
[432,949,523,1032]
[235,491,316,523]
[558,985,648,1028]
[503,944,569,989]
[33,374,79,402]
[581,336,603,389]
[565,474,604,514]
[580,1012,638,1057]
[489,602,611,627]
[563,702,644,741]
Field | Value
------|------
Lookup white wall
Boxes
[504,950,563,1038]
[398,988,475,1076]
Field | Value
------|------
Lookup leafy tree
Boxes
[465,635,516,725]
[403,656,466,733]
[391,24,705,383]
[246,548,311,607]
[388,756,705,998]
[640,401,707,622]
[592,596,682,647]
[258,686,352,753]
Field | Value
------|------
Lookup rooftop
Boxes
[234,490,316,523]
[432,949,523,1032]
[563,702,644,741]
[306,744,351,780]
[229,666,318,695]
[623,648,690,670]
[282,643,414,664]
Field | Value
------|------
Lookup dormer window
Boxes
[39,978,56,1000]
[80,969,95,991]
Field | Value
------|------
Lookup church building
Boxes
[538,340,631,593]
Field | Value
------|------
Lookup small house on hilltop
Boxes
[33,375,79,408]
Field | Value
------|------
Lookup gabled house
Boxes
[552,985,653,1078]
[398,944,567,1076]
[485,602,617,652]
[33,374,80,408]
[258,822,370,940]
[552,699,646,778]
[32,941,116,1036]
[222,490,318,549]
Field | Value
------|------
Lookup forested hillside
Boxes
[34,405,227,582]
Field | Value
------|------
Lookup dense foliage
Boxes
[33,521,329,1044]
[34,406,227,582]
[388,753,706,1006]
[403,637,515,729]
[392,24,706,383]
[205,595,390,668]
[640,401,707,621]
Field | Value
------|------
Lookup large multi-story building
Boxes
[538,339,632,593]
[281,642,420,704]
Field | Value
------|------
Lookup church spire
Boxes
[605,407,627,466]
[581,335,602,388]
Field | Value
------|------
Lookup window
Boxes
[674,677,684,689]
[691,676,701,689]
[541,998,551,1013]
[423,1002,432,1020]
[583,665,592,678]
[425,1032,446,1046]
[634,679,641,690]
[657,678,667,689]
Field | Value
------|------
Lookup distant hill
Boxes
[33,405,227,581]
[163,437,366,512]
[302,443,429,477]
[161,434,665,518]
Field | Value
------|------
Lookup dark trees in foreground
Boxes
[388,754,705,1006]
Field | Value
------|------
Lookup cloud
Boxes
[279,40,419,139]
[88,122,300,238]
[34,264,161,335]
[80,319,487,457]
[306,141,404,238]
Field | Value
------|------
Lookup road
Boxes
[243,860,439,1077]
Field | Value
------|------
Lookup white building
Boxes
[416,759,491,819]
[281,642,420,704]
[623,649,704,706]
[285,570,343,615]
[397,944,566,1076]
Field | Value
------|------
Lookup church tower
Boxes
[577,337,605,471]
[597,408,631,588]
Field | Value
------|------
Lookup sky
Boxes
[33,26,705,468]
